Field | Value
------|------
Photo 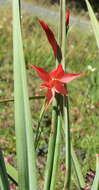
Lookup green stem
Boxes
[19,0,21,23]
[43,98,58,190]
[61,0,66,69]
[43,1,64,188]
[50,110,62,190]
[35,103,45,149]
[63,98,71,190]
[59,0,71,189]
[0,96,44,104]
[59,0,63,48]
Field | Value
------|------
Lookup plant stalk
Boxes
[43,98,58,190]
[59,0,71,189]
[50,108,62,190]
[63,98,71,190]
[0,96,44,104]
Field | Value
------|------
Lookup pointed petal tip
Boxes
[29,63,37,70]
[59,72,85,83]
[29,64,51,81]
[29,63,34,68]
[39,20,48,32]
[29,64,39,71]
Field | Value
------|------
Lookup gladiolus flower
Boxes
[39,20,62,62]
[66,9,70,25]
[30,64,84,107]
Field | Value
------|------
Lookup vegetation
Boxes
[26,0,99,11]
[0,1,99,189]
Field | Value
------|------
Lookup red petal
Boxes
[59,73,84,83]
[50,64,64,79]
[45,89,55,105]
[39,20,62,61]
[66,9,70,25]
[41,80,55,89]
[29,64,50,81]
[54,81,68,95]
[40,81,50,89]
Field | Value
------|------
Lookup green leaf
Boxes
[5,163,18,185]
[0,149,9,190]
[85,0,99,48]
[13,0,37,189]
[91,154,99,190]
[71,145,85,188]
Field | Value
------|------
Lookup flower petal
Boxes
[54,81,68,95]
[66,9,70,25]
[40,81,50,89]
[58,73,84,83]
[50,64,65,79]
[39,20,62,62]
[45,89,55,105]
[29,64,51,81]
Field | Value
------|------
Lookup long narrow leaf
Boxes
[71,145,85,188]
[13,0,37,189]
[0,149,9,190]
[5,163,18,185]
[91,154,99,190]
[85,0,99,48]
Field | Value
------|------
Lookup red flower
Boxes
[66,9,70,25]
[39,20,62,62]
[30,64,84,107]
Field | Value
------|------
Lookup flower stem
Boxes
[0,96,44,104]
[60,0,71,189]
[61,0,66,69]
[58,0,62,48]
[63,98,71,190]
[50,106,62,190]
[35,102,45,149]
[43,98,58,190]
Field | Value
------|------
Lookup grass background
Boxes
[0,3,99,189]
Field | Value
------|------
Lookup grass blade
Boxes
[71,145,85,188]
[0,149,9,190]
[5,163,18,185]
[85,0,99,48]
[91,154,99,190]
[13,0,37,189]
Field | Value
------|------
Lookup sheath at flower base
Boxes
[30,64,84,108]
[66,9,70,25]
